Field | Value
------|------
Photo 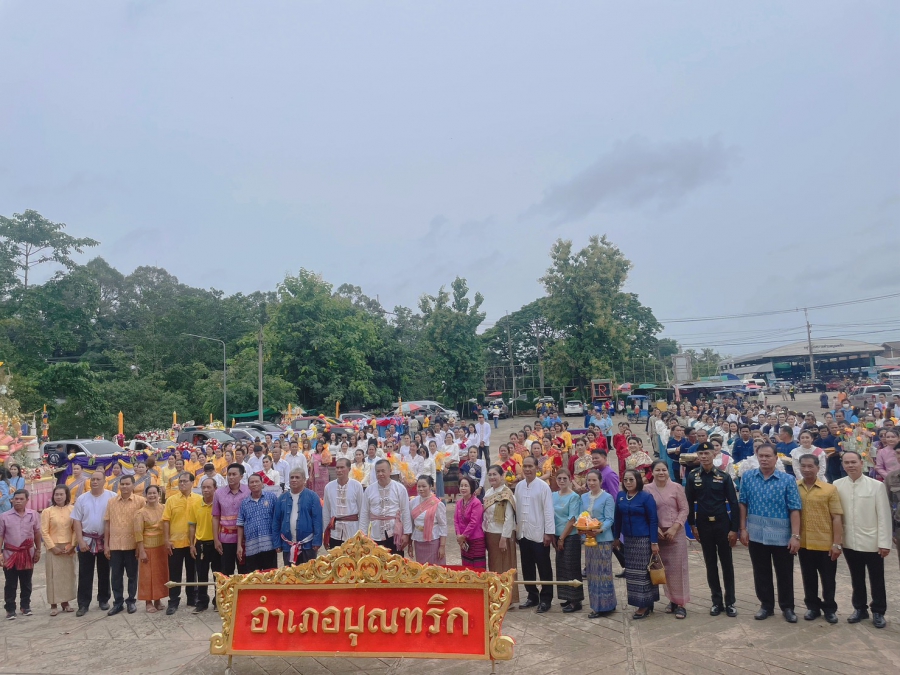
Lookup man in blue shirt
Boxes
[236,474,279,572]
[775,428,799,475]
[597,411,613,446]
[731,425,755,463]
[273,468,323,566]
[739,444,802,623]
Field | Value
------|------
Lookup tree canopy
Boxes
[0,210,689,438]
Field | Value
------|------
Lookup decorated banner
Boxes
[211,533,515,663]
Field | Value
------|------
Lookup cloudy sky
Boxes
[1,1,897,359]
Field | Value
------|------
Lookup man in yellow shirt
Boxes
[796,454,843,624]
[162,472,201,615]
[188,477,218,614]
[103,475,145,616]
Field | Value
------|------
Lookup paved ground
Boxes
[4,397,898,675]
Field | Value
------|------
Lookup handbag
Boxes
[647,552,666,585]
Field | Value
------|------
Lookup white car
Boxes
[564,400,585,416]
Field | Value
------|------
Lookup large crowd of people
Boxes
[0,402,897,632]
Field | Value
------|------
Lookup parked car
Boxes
[290,417,355,437]
[564,399,585,416]
[534,396,556,412]
[175,429,236,446]
[742,379,768,389]
[126,439,174,453]
[797,379,826,393]
[488,398,509,419]
[339,412,374,424]
[826,380,843,391]
[228,427,266,443]
[42,439,124,465]
[232,421,285,440]
[394,401,459,422]
[849,384,894,409]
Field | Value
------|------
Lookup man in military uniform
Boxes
[685,442,739,617]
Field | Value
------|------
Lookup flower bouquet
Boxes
[575,511,602,547]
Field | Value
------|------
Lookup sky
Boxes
[1,1,898,360]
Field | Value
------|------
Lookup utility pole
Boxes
[258,326,264,421]
[505,312,516,409]
[804,308,816,380]
[534,325,545,395]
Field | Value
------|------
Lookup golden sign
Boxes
[211,532,515,661]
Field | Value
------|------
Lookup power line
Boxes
[658,291,900,324]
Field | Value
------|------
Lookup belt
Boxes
[699,515,726,522]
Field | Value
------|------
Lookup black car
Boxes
[797,379,826,393]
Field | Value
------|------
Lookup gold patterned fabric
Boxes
[797,480,843,551]
[104,494,146,550]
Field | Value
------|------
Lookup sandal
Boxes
[664,602,675,614]
[50,607,59,617]
[146,606,158,614]
[675,606,686,619]
[61,604,74,613]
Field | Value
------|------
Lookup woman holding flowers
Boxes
[581,469,616,617]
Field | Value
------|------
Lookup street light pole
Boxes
[184,334,227,427]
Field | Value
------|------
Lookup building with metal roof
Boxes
[720,339,884,380]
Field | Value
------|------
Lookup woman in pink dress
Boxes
[643,460,690,619]
[454,476,486,569]
[307,443,332,500]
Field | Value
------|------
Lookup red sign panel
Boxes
[229,584,490,659]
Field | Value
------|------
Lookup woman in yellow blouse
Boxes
[134,485,167,612]
[40,485,76,615]
[64,464,88,499]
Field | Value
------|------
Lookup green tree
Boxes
[39,362,108,438]
[267,270,382,408]
[541,236,661,389]
[0,210,98,291]
[419,277,485,409]
[481,298,558,367]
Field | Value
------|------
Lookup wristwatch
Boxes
[831,543,842,550]
[791,534,800,540]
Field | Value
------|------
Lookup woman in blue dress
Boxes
[581,469,616,617]
[613,469,660,619]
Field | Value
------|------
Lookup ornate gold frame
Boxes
[210,532,515,661]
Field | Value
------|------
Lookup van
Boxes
[742,378,767,389]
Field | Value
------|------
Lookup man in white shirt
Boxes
[475,413,492,463]
[282,441,308,478]
[71,470,116,616]
[359,460,412,554]
[834,451,892,629]
[322,459,364,549]
[246,444,265,474]
[272,448,290,493]
[514,455,556,613]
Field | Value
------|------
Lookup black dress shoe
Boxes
[165,604,178,616]
[99,602,110,611]
[783,609,797,623]
[847,608,869,624]
[107,604,124,617]
[536,603,551,614]
[75,606,88,617]
[126,602,136,614]
[804,609,821,621]
[709,605,723,616]
[562,603,582,614]
[588,611,610,619]
[754,607,774,620]
[519,599,539,610]
[824,612,838,624]
[872,613,886,629]
[725,605,738,618]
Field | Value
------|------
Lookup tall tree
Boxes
[0,210,98,291]
[419,277,486,409]
[541,236,661,389]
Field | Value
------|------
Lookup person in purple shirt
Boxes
[591,450,620,496]
[212,464,250,575]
